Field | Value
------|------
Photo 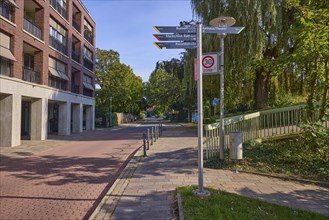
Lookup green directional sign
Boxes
[153,34,196,41]
[153,26,244,34]
[153,42,197,49]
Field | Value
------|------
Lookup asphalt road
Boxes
[0,124,152,220]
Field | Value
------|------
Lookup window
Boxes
[48,57,68,90]
[24,53,34,69]
[83,74,93,97]
[0,31,16,76]
[83,46,93,60]
[0,0,13,21]
[49,18,67,54]
[0,57,10,76]
[50,0,67,19]
[83,19,93,45]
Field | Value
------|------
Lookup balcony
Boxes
[50,0,67,19]
[83,57,93,71]
[71,84,80,94]
[24,17,42,40]
[72,50,80,63]
[49,36,67,55]
[83,88,93,97]
[22,67,40,84]
[84,30,93,45]
[72,19,80,32]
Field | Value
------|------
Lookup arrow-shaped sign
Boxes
[203,26,245,34]
[153,42,197,49]
[154,26,196,33]
[153,34,196,41]
[153,26,244,34]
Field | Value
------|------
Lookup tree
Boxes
[95,48,143,124]
[145,64,184,114]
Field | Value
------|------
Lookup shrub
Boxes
[139,111,146,119]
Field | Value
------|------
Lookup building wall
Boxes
[0,0,96,147]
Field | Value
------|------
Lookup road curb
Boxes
[177,192,185,220]
[89,146,144,220]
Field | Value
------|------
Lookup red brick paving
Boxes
[0,126,144,220]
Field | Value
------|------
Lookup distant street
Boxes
[0,123,154,220]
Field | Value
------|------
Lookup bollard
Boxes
[143,133,147,157]
[147,128,150,150]
[151,127,154,145]
[154,126,157,142]
[157,125,160,139]
[229,132,243,159]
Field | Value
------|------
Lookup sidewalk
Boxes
[92,124,329,219]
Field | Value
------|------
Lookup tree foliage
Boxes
[95,48,143,114]
[144,59,185,114]
[182,0,328,114]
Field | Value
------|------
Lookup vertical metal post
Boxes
[109,97,113,127]
[195,22,208,196]
[143,133,147,157]
[151,127,154,145]
[154,126,157,142]
[147,128,150,150]
[219,35,225,160]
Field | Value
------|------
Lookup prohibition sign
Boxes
[202,56,215,68]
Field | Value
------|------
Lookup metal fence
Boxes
[205,103,328,159]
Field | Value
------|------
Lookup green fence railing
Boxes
[204,103,328,160]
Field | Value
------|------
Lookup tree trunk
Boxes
[254,67,270,109]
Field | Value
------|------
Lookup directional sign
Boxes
[154,26,244,34]
[212,98,219,107]
[202,53,221,75]
[153,34,196,41]
[203,26,245,34]
[154,26,196,33]
[153,42,197,49]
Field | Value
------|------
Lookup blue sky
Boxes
[82,0,194,82]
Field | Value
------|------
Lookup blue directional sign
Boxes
[203,26,245,34]
[153,42,197,49]
[153,26,245,34]
[153,34,197,41]
[153,26,196,33]
[212,98,219,107]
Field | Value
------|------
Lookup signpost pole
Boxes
[193,23,209,197]
[219,35,225,160]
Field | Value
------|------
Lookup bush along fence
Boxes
[205,103,329,160]
[142,123,163,157]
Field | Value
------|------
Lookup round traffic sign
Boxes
[202,56,215,68]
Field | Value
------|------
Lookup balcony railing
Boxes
[72,19,80,32]
[23,67,40,84]
[72,50,80,63]
[49,36,67,55]
[84,30,93,45]
[24,17,42,40]
[83,88,93,97]
[71,84,80,94]
[50,0,67,19]
[83,57,93,71]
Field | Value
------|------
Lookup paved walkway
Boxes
[93,125,329,219]
[0,126,144,220]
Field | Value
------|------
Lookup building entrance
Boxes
[48,102,59,134]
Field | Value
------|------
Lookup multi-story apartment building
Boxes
[0,0,96,147]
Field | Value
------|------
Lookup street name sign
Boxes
[153,26,245,34]
[153,34,196,41]
[153,42,197,49]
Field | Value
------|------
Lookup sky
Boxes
[82,0,194,82]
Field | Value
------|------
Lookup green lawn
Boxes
[205,137,329,182]
[178,186,328,220]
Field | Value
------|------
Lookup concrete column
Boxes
[30,98,48,140]
[85,105,94,130]
[0,94,21,147]
[72,103,83,133]
[58,101,71,135]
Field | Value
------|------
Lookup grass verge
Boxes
[178,186,328,220]
[205,137,329,182]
